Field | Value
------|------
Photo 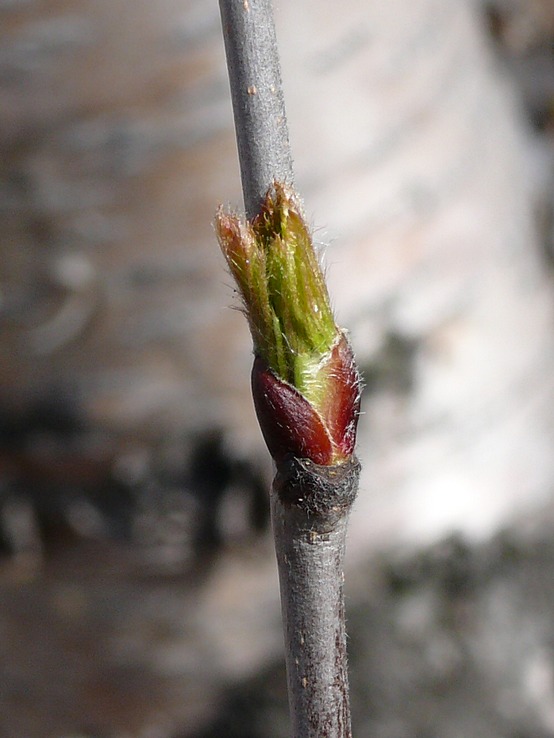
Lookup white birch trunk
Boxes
[1,0,553,549]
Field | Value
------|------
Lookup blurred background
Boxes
[1,0,554,735]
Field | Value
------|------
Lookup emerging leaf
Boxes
[216,182,360,465]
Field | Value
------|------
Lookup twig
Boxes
[217,3,360,736]
[272,456,359,738]
[218,0,293,218]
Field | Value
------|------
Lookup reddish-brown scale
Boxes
[317,334,361,460]
[251,356,334,465]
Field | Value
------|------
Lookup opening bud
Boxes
[216,182,361,466]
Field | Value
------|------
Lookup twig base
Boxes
[271,456,360,738]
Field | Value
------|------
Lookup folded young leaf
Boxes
[216,182,361,466]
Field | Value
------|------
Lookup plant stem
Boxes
[272,456,360,738]
[218,3,359,736]
[218,0,293,218]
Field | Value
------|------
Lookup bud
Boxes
[216,182,361,466]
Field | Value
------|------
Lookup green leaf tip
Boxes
[216,182,337,392]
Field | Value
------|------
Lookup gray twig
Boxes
[218,3,359,736]
[272,457,359,738]
[218,0,294,218]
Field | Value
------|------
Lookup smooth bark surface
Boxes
[271,457,360,738]
[219,0,294,217]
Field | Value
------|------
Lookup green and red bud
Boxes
[216,182,361,467]
[251,331,359,465]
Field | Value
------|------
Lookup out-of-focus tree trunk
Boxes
[1,0,553,548]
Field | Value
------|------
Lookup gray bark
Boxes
[219,0,293,217]
[272,496,352,738]
[271,457,360,738]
